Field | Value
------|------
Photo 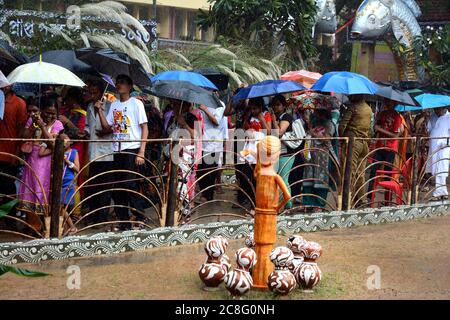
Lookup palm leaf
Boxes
[0,265,49,277]
[0,199,18,218]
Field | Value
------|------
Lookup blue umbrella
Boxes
[311,71,378,95]
[233,80,306,101]
[396,93,450,112]
[151,70,218,91]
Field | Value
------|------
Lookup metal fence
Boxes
[0,136,449,242]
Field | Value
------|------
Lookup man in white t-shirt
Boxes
[197,104,224,203]
[95,74,148,231]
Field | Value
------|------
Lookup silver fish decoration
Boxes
[314,0,337,35]
[351,0,422,46]
[351,0,423,80]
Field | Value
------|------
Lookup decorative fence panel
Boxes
[0,135,448,243]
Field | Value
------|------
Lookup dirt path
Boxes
[1,215,449,300]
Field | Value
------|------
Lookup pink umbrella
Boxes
[280,70,322,89]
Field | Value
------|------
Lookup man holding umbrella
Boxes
[339,95,373,206]
[95,74,149,231]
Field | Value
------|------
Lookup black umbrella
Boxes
[375,83,418,106]
[75,48,150,87]
[30,50,97,76]
[191,68,229,91]
[0,40,29,75]
[145,80,223,109]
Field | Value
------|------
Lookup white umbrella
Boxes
[0,69,10,88]
[7,60,85,87]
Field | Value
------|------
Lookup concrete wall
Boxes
[351,42,400,82]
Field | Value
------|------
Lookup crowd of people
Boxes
[0,76,449,234]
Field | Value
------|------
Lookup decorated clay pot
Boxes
[221,253,231,274]
[244,232,255,249]
[286,235,306,273]
[293,241,323,292]
[267,246,297,295]
[199,237,228,291]
[224,247,257,297]
[216,236,231,273]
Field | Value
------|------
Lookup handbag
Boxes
[281,118,307,150]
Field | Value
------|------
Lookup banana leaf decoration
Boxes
[0,265,49,277]
[0,199,18,218]
[0,199,49,277]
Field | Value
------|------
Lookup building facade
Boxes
[122,0,214,42]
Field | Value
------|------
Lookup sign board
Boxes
[0,8,158,51]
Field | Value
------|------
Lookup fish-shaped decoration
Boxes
[351,0,423,80]
[314,0,338,35]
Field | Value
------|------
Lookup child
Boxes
[39,133,79,235]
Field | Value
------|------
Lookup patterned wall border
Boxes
[1,202,449,265]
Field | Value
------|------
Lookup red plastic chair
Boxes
[370,158,412,207]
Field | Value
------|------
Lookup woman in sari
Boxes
[18,98,64,231]
[302,108,337,212]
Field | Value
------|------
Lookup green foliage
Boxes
[151,44,282,89]
[389,25,450,88]
[196,0,318,70]
[415,25,450,88]
[0,265,49,277]
[316,41,353,73]
[0,199,18,218]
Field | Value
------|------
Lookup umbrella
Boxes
[233,80,307,101]
[151,70,218,90]
[75,48,150,87]
[291,92,340,110]
[7,61,86,87]
[191,68,229,91]
[30,50,97,76]
[145,80,223,109]
[415,93,450,109]
[280,70,322,89]
[0,70,10,88]
[311,71,378,95]
[375,84,417,106]
[396,93,450,112]
[0,40,30,75]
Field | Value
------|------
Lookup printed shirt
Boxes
[106,97,148,152]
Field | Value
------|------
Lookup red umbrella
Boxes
[280,70,322,89]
